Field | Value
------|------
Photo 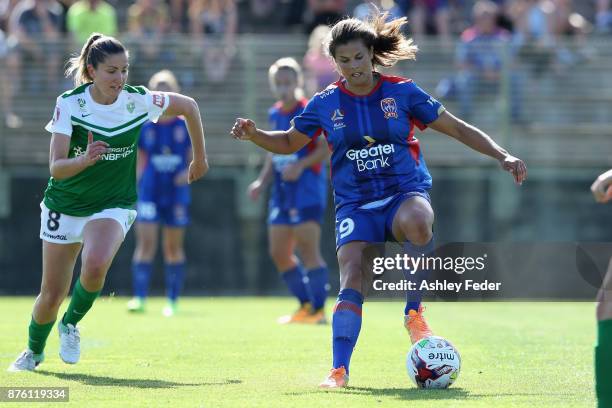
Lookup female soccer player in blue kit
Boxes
[127,70,193,317]
[231,14,527,388]
[247,58,330,324]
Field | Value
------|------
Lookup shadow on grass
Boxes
[286,387,471,400]
[36,370,242,389]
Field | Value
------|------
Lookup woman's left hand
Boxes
[188,158,209,184]
[500,155,527,185]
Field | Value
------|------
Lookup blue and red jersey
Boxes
[292,74,445,211]
[138,117,191,207]
[268,99,327,211]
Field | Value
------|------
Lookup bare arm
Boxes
[163,93,208,182]
[49,131,109,180]
[231,118,311,154]
[428,110,527,184]
[281,136,329,181]
[246,153,273,201]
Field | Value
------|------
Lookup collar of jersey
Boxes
[85,84,125,111]
[337,72,383,98]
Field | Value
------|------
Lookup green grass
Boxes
[0,298,596,407]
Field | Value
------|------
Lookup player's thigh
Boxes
[293,221,322,257]
[81,218,125,275]
[40,240,82,299]
[268,225,296,259]
[391,195,434,243]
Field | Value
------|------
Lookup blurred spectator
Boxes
[66,0,117,44]
[168,0,191,33]
[5,0,63,93]
[353,0,402,21]
[127,0,172,83]
[509,0,555,75]
[188,0,237,83]
[305,0,346,33]
[56,0,77,33]
[394,0,450,38]
[443,0,522,121]
[0,26,21,128]
[596,0,612,33]
[0,0,21,31]
[303,24,337,95]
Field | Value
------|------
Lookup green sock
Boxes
[596,319,612,408]
[62,279,100,326]
[28,317,55,355]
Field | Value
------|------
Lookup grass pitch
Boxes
[0,298,596,407]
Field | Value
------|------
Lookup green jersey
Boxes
[44,83,169,216]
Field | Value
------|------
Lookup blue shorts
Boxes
[136,201,189,227]
[268,205,324,226]
[334,191,431,250]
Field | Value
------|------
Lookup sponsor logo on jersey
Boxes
[53,106,60,124]
[152,92,166,108]
[331,109,346,130]
[271,153,298,171]
[346,143,395,172]
[381,97,398,119]
[364,136,376,147]
[73,145,85,157]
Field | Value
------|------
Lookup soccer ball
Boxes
[406,336,461,389]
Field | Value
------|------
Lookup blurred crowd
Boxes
[0,0,610,129]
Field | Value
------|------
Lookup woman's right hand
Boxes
[80,131,109,167]
[247,180,263,201]
[231,118,257,141]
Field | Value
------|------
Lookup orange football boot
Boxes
[319,366,349,388]
[277,303,312,324]
[404,305,433,344]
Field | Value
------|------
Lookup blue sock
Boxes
[306,266,329,310]
[404,237,435,315]
[332,288,364,374]
[132,262,152,299]
[281,265,310,305]
[165,262,185,302]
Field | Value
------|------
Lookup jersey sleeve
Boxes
[45,96,72,136]
[142,86,170,123]
[291,97,321,139]
[406,82,446,130]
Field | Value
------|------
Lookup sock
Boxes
[281,264,310,305]
[306,266,329,310]
[28,317,55,355]
[62,278,100,326]
[332,288,364,374]
[596,319,612,407]
[165,262,186,302]
[404,237,435,315]
[132,262,153,299]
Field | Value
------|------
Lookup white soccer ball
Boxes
[406,336,461,389]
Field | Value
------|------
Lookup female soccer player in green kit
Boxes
[591,171,612,407]
[8,33,209,371]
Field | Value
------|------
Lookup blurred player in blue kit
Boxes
[232,14,526,388]
[128,70,193,317]
[247,58,330,324]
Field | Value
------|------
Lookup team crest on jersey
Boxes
[381,98,398,119]
[77,98,86,111]
[126,100,135,114]
[331,109,346,130]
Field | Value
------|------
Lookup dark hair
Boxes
[65,33,128,86]
[325,13,418,67]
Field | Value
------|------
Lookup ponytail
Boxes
[326,12,418,68]
[65,33,127,86]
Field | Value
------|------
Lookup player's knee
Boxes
[162,242,183,261]
[338,256,362,288]
[269,245,291,267]
[398,212,432,245]
[82,253,111,281]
